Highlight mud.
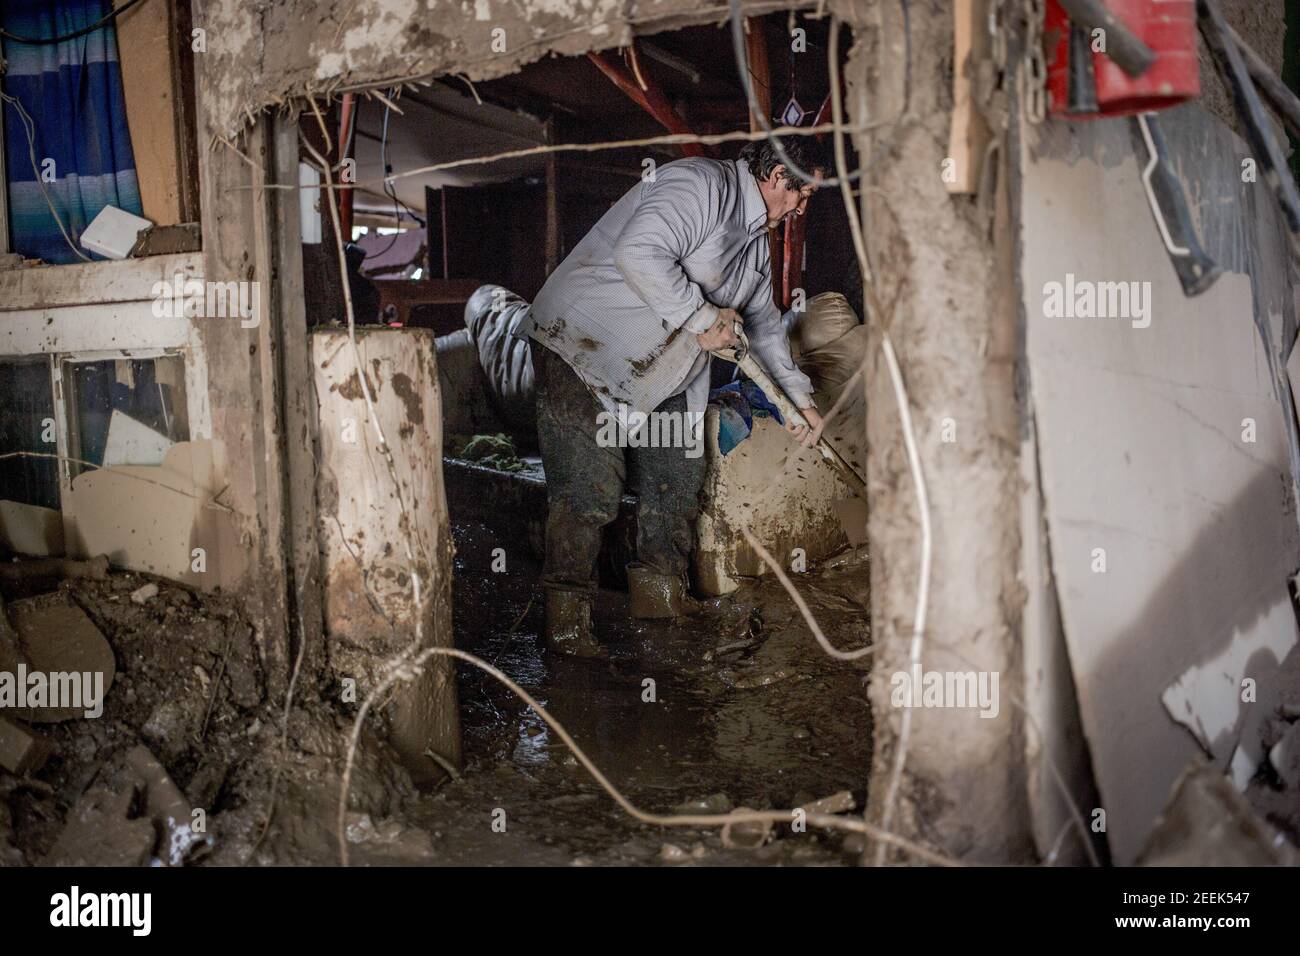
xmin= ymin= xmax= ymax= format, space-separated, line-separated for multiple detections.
xmin=3 ymin=516 xmax=872 ymax=866
xmin=625 ymin=565 xmax=685 ymax=619
xmin=434 ymin=518 xmax=874 ymax=865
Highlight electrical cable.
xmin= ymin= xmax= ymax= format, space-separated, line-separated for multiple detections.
xmin=366 ymin=98 xmax=425 ymax=259
xmin=727 ymin=0 xmax=912 ymax=190
xmin=0 ymin=0 xmax=146 ymax=46
xmin=728 ymin=0 xmax=857 ymax=187
xmin=378 ymin=97 xmax=425 ymax=229
xmin=368 ymin=101 xmax=406 ymax=257
xmin=0 ymin=89 xmax=91 ymax=261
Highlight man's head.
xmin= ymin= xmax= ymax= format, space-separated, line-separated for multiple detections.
xmin=739 ymin=137 xmax=828 ymax=229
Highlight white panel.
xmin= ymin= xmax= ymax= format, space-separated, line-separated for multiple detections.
xmin=1019 ymin=106 xmax=1300 ymax=864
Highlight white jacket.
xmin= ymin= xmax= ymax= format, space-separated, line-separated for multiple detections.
xmin=527 ymin=157 xmax=814 ymax=417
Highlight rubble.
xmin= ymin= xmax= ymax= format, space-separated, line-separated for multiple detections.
xmin=125 ymin=745 xmax=212 ymax=866
xmin=721 ymin=808 xmax=773 ymax=850
xmin=0 ymin=555 xmax=109 ymax=583
xmin=42 ymin=785 xmax=155 ymax=867
xmin=798 ymin=790 xmax=857 ymax=816
xmin=129 ymin=583 xmax=160 ymax=605
xmin=0 ymin=717 xmax=51 ymax=775
xmin=1137 ymin=761 xmax=1298 ymax=866
xmin=1 ymin=591 xmax=115 ymax=722
xmin=1269 ymin=721 xmax=1300 ymax=790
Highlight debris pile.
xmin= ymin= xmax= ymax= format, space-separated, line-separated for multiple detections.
xmin=0 ymin=558 xmax=268 ymax=865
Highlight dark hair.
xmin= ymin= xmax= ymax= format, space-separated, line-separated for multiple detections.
xmin=738 ymin=137 xmax=828 ymax=190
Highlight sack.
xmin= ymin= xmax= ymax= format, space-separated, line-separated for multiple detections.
xmin=791 ymin=295 xmax=867 ymax=475
xmin=786 ymin=292 xmax=860 ymax=359
xmin=463 ymin=284 xmax=537 ymax=432
xmin=800 ymin=324 xmax=869 ymax=407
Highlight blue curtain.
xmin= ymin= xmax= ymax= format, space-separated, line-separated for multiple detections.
xmin=1 ymin=0 xmax=142 ymax=263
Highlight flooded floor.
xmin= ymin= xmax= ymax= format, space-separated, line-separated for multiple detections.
xmin=396 ymin=518 xmax=874 ymax=866
xmin=2 ymin=517 xmax=872 ymax=868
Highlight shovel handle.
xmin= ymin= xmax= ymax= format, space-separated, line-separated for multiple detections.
xmin=711 ymin=339 xmax=868 ymax=500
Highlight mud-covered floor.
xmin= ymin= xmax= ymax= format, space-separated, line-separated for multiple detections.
xmin=2 ymin=519 xmax=873 ymax=867
xmin=408 ymin=518 xmax=873 ymax=866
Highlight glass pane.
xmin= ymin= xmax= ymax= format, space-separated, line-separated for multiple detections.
xmin=65 ymin=356 xmax=190 ymax=476
xmin=0 ymin=359 xmax=58 ymax=510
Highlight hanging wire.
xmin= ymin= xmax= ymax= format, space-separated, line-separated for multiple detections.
xmin=0 ymin=0 xmax=146 ymax=45
xmin=0 ymin=89 xmax=91 ymax=261
xmin=728 ymin=0 xmax=855 ymax=186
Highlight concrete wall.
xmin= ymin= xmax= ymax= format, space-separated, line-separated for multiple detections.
xmin=195 ymin=0 xmax=809 ymax=140
xmin=853 ymin=1 xmax=1034 ymax=861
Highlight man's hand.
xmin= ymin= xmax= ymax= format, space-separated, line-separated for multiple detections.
xmin=696 ymin=308 xmax=742 ymax=352
xmin=785 ymin=406 xmax=824 ymax=448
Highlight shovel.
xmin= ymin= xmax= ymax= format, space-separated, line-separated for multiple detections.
xmin=710 ymin=322 xmax=868 ymax=500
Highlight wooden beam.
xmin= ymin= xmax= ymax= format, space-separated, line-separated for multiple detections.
xmin=0 ymin=253 xmax=201 ymax=313
xmin=745 ymin=16 xmax=774 ymax=129
xmin=544 ymin=118 xmax=561 ymax=275
xmin=945 ymin=0 xmax=992 ymax=195
xmin=338 ymin=93 xmax=357 ymax=240
xmin=745 ymin=17 xmax=781 ymax=305
xmin=196 ymin=108 xmax=293 ymax=695
xmin=269 ymin=110 xmax=326 ymax=684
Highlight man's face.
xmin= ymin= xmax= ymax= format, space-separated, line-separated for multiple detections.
xmin=759 ymin=164 xmax=821 ymax=229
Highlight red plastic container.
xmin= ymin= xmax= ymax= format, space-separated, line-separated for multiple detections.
xmin=1045 ymin=0 xmax=1199 ymax=118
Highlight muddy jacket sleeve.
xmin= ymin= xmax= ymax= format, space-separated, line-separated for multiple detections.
xmin=739 ymin=257 xmax=816 ymax=410
xmin=611 ymin=166 xmax=721 ymax=336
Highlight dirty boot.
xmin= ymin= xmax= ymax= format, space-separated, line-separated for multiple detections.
xmin=626 ymin=563 xmax=694 ymax=619
xmin=544 ymin=589 xmax=607 ymax=658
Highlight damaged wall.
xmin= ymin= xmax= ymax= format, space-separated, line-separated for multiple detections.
xmin=853 ymin=1 xmax=1034 ymax=861
xmin=1014 ymin=1 xmax=1300 ymax=868
xmin=1018 ymin=100 xmax=1300 ymax=864
xmin=195 ymin=0 xmax=809 ymax=140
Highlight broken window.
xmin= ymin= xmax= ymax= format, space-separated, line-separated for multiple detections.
xmin=0 ymin=358 xmax=57 ymax=509
xmin=63 ymin=355 xmax=189 ymax=478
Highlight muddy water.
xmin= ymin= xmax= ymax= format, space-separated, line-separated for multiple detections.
xmin=416 ymin=518 xmax=874 ymax=865
xmin=1 ymin=517 xmax=872 ymax=867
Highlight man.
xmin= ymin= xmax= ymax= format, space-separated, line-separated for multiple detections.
xmin=526 ymin=137 xmax=828 ymax=657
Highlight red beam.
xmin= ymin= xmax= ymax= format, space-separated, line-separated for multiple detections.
xmin=811 ymin=91 xmax=832 ymax=133
xmin=338 ymin=93 xmax=357 ymax=240
xmin=587 ymin=49 xmax=706 ymax=157
xmin=781 ymin=93 xmax=832 ymax=308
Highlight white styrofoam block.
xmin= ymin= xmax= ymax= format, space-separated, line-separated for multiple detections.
xmin=79 ymin=204 xmax=152 ymax=259
xmin=300 ymin=162 xmax=322 ymax=244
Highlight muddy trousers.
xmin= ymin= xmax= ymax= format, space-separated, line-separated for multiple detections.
xmin=533 ymin=343 xmax=707 ymax=599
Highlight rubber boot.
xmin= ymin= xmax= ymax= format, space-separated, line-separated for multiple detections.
xmin=626 ymin=563 xmax=693 ymax=619
xmin=544 ymin=589 xmax=607 ymax=658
